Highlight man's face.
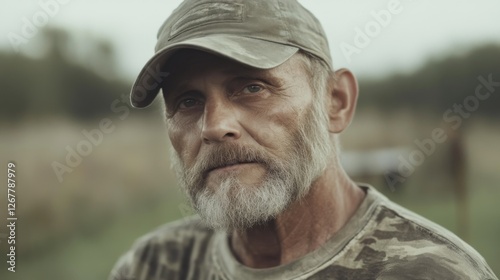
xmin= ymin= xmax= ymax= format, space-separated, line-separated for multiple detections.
xmin=164 ymin=50 xmax=332 ymax=231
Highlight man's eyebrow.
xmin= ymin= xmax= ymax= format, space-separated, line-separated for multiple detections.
xmin=164 ymin=85 xmax=191 ymax=104
xmin=163 ymin=65 xmax=285 ymax=96
xmin=222 ymin=68 xmax=286 ymax=85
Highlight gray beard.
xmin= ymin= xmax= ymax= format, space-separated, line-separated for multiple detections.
xmin=170 ymin=101 xmax=332 ymax=231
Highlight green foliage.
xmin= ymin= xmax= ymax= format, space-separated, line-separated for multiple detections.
xmin=0 ymin=28 xmax=134 ymax=123
xmin=358 ymin=44 xmax=500 ymax=118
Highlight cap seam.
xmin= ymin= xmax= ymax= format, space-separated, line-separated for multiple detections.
xmin=276 ymin=0 xmax=292 ymax=40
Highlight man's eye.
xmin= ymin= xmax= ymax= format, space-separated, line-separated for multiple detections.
xmin=178 ymin=98 xmax=201 ymax=109
xmin=242 ymin=85 xmax=263 ymax=94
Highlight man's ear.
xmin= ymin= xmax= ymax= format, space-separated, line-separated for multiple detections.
xmin=326 ymin=68 xmax=358 ymax=133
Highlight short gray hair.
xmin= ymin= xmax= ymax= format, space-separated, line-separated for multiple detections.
xmin=297 ymin=51 xmax=335 ymax=97
xmin=298 ymin=51 xmax=342 ymax=155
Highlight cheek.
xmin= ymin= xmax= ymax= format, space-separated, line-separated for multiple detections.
xmin=249 ymin=106 xmax=303 ymax=151
xmin=167 ymin=123 xmax=202 ymax=167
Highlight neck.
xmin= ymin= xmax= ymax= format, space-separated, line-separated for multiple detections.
xmin=229 ymin=164 xmax=365 ymax=268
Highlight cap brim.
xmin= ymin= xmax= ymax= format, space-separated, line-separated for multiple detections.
xmin=130 ymin=35 xmax=299 ymax=108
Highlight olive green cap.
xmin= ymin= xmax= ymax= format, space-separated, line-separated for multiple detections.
xmin=131 ymin=0 xmax=332 ymax=108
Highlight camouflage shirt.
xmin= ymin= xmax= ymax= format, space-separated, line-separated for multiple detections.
xmin=109 ymin=185 xmax=497 ymax=280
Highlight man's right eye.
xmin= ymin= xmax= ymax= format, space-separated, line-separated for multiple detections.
xmin=178 ymin=98 xmax=202 ymax=109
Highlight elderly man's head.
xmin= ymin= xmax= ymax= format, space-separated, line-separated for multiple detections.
xmin=163 ymin=49 xmax=353 ymax=231
xmin=129 ymin=0 xmax=359 ymax=231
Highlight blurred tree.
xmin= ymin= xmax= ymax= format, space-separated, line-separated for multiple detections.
xmin=358 ymin=44 xmax=500 ymax=119
xmin=0 ymin=27 xmax=133 ymax=123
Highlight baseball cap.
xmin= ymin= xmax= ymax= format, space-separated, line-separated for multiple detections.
xmin=131 ymin=0 xmax=332 ymax=108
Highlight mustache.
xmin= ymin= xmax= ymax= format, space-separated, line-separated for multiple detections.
xmin=190 ymin=143 xmax=276 ymax=178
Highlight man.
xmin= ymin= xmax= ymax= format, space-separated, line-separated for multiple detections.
xmin=110 ymin=0 xmax=497 ymax=279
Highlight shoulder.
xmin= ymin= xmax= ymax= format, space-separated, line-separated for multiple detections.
xmin=108 ymin=215 xmax=214 ymax=280
xmin=362 ymin=188 xmax=497 ymax=279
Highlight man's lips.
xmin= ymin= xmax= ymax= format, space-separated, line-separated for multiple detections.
xmin=206 ymin=161 xmax=258 ymax=173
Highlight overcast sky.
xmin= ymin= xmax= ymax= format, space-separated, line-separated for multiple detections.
xmin=1 ymin=0 xmax=499 ymax=80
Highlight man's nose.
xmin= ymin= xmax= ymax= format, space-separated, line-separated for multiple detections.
xmin=201 ymin=100 xmax=242 ymax=144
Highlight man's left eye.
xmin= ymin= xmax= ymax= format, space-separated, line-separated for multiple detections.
xmin=242 ymin=85 xmax=263 ymax=94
